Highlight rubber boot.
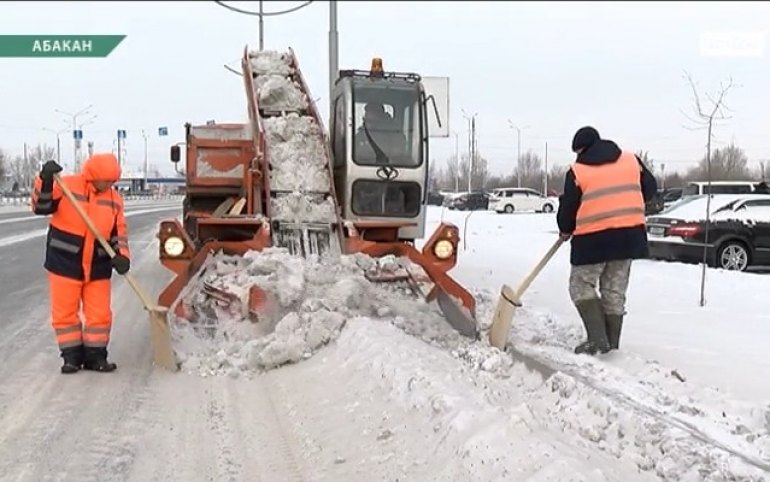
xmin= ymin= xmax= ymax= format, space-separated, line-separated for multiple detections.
xmin=573 ymin=298 xmax=611 ymax=355
xmin=60 ymin=345 xmax=84 ymax=374
xmin=82 ymin=347 xmax=117 ymax=373
xmin=605 ymin=314 xmax=623 ymax=350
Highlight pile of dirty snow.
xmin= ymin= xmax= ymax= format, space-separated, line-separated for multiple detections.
xmin=263 ymin=114 xmax=330 ymax=192
xmin=255 ymin=75 xmax=308 ymax=112
xmin=269 ymin=192 xmax=337 ymax=223
xmin=248 ymin=49 xmax=292 ymax=76
xmin=170 ymin=249 xmax=462 ymax=377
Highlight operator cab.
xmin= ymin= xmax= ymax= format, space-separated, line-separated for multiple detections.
xmin=330 ymin=58 xmax=438 ymax=242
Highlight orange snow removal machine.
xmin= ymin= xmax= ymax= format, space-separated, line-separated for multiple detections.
xmin=156 ymin=48 xmax=478 ymax=341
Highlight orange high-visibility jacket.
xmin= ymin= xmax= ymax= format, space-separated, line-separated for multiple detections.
xmin=31 ymin=154 xmax=130 ymax=282
xmin=572 ymin=151 xmax=646 ymax=236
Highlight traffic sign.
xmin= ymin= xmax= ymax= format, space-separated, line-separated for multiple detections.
xmin=117 ymin=129 xmax=126 ymax=139
xmin=73 ymin=129 xmax=82 ymax=140
xmin=158 ymin=126 xmax=168 ymax=136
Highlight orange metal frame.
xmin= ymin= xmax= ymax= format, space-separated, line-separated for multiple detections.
xmin=156 ymin=46 xmax=476 ymax=324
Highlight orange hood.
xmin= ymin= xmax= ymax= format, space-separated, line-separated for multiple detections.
xmin=81 ymin=153 xmax=121 ymax=182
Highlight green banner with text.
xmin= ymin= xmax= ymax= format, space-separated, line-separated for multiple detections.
xmin=0 ymin=35 xmax=125 ymax=57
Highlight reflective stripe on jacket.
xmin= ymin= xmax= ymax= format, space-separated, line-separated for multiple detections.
xmin=572 ymin=151 xmax=646 ymax=236
xmin=31 ymin=174 xmax=130 ymax=282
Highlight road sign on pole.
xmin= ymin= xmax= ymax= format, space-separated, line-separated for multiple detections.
xmin=73 ymin=129 xmax=83 ymax=140
xmin=158 ymin=126 xmax=168 ymax=136
xmin=117 ymin=129 xmax=126 ymax=139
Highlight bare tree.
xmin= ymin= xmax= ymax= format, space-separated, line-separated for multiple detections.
xmin=515 ymin=149 xmax=543 ymax=190
xmin=681 ymin=70 xmax=737 ymax=307
xmin=0 ymin=148 xmax=8 ymax=183
xmin=689 ymin=143 xmax=751 ymax=181
xmin=546 ymin=164 xmax=570 ymax=195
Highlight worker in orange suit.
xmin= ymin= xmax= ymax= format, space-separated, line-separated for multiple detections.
xmin=31 ymin=154 xmax=131 ymax=374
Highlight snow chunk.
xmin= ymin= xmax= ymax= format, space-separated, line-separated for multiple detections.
xmin=263 ymin=114 xmax=329 ymax=192
xmin=248 ymin=50 xmax=292 ymax=76
xmin=270 ymin=192 xmax=337 ymax=223
xmin=255 ymin=75 xmax=308 ymax=112
xmin=170 ymin=248 xmax=460 ymax=377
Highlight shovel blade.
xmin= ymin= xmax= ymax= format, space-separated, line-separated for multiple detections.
xmin=148 ymin=306 xmax=179 ymax=372
xmin=435 ymin=287 xmax=479 ymax=339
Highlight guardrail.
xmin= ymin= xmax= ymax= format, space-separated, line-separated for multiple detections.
xmin=0 ymin=193 xmax=185 ymax=206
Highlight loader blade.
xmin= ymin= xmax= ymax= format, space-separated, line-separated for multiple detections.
xmin=435 ymin=286 xmax=479 ymax=339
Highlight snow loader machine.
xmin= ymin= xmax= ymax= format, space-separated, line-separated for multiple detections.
xmin=156 ymin=48 xmax=478 ymax=339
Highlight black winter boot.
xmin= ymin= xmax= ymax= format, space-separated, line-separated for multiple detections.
xmin=605 ymin=314 xmax=623 ymax=350
xmin=82 ymin=347 xmax=117 ymax=372
xmin=60 ymin=345 xmax=84 ymax=374
xmin=573 ymin=298 xmax=611 ymax=355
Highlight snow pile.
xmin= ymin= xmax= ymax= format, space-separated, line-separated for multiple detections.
xmin=170 ymin=249 xmax=459 ymax=377
xmin=270 ymin=192 xmax=337 ymax=223
xmin=263 ymin=114 xmax=329 ymax=192
xmin=248 ymin=49 xmax=292 ymax=76
xmin=255 ymin=75 xmax=308 ymax=112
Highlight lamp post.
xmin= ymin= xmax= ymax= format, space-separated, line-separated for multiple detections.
xmin=42 ymin=127 xmax=68 ymax=164
xmin=461 ymin=110 xmax=477 ymax=192
xmin=55 ymin=104 xmax=93 ymax=171
xmin=507 ymin=120 xmax=530 ymax=188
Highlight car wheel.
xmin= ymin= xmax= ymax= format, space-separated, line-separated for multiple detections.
xmin=717 ymin=241 xmax=750 ymax=271
xmin=504 ymin=204 xmax=514 ymax=214
xmin=542 ymin=203 xmax=554 ymax=213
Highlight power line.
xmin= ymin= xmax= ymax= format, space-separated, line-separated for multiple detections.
xmin=213 ymin=0 xmax=314 ymax=17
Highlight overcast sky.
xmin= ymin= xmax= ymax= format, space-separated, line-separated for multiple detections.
xmin=0 ymin=1 xmax=768 ymax=177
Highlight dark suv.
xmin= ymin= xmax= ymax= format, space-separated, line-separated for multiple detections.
xmin=449 ymin=191 xmax=489 ymax=211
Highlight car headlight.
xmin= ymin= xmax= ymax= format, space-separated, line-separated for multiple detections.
xmin=163 ymin=236 xmax=185 ymax=256
xmin=433 ymin=239 xmax=454 ymax=260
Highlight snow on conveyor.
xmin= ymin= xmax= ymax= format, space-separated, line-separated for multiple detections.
xmin=248 ymin=50 xmax=337 ymax=225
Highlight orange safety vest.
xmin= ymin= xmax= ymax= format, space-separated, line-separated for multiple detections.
xmin=31 ymin=174 xmax=130 ymax=282
xmin=572 ymin=151 xmax=646 ymax=236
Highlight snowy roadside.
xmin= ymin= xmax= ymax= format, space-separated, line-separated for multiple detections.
xmin=426 ymin=206 xmax=770 ymax=478
xmin=166 ymin=242 xmax=770 ymax=480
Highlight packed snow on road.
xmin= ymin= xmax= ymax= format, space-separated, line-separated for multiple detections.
xmin=1 ymin=204 xmax=769 ymax=481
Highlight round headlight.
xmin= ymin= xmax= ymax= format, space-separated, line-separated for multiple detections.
xmin=163 ymin=236 xmax=185 ymax=256
xmin=433 ymin=239 xmax=454 ymax=260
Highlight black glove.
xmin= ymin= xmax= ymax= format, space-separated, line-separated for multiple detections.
xmin=40 ymin=160 xmax=63 ymax=182
xmin=111 ymin=254 xmax=130 ymax=275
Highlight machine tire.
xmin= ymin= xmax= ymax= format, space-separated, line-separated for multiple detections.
xmin=716 ymin=240 xmax=751 ymax=272
xmin=504 ymin=204 xmax=514 ymax=214
xmin=542 ymin=203 xmax=554 ymax=213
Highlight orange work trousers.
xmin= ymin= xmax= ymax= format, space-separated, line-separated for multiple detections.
xmin=48 ymin=273 xmax=112 ymax=350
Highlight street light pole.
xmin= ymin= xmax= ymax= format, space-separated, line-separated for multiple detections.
xmin=55 ymin=104 xmax=93 ymax=171
xmin=329 ymin=0 xmax=339 ymax=121
xmin=258 ymin=0 xmax=264 ymax=50
xmin=461 ymin=109 xmax=477 ymax=192
xmin=507 ymin=120 xmax=530 ymax=188
xmin=142 ymin=129 xmax=148 ymax=189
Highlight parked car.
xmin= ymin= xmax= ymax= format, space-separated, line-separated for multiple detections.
xmin=647 ymin=194 xmax=770 ymax=271
xmin=448 ymin=191 xmax=489 ymax=210
xmin=646 ymin=191 xmax=665 ymax=215
xmin=426 ymin=191 xmax=444 ymax=206
xmin=488 ymin=187 xmax=557 ymax=214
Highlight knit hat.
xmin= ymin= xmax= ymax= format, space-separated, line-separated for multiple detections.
xmin=571 ymin=126 xmax=600 ymax=152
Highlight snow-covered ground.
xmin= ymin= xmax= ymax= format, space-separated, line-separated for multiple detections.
xmin=1 ymin=205 xmax=769 ymax=480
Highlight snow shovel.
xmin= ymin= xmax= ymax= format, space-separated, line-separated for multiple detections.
xmin=53 ymin=174 xmax=179 ymax=372
xmin=488 ymin=237 xmax=566 ymax=350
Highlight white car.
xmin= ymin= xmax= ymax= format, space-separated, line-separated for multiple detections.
xmin=488 ymin=187 xmax=557 ymax=214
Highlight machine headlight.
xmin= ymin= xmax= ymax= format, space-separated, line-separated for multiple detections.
xmin=433 ymin=239 xmax=454 ymax=260
xmin=163 ymin=236 xmax=185 ymax=257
